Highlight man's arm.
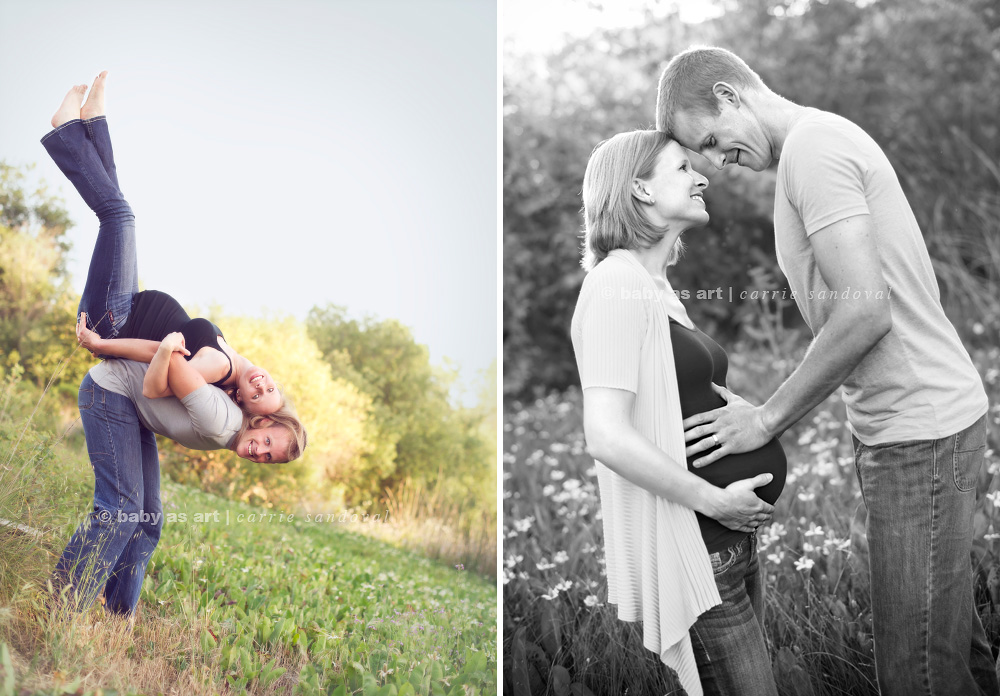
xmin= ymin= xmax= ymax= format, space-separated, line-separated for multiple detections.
xmin=685 ymin=214 xmax=892 ymax=466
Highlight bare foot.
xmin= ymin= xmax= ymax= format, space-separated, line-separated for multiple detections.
xmin=51 ymin=85 xmax=87 ymax=128
xmin=81 ymin=71 xmax=109 ymax=121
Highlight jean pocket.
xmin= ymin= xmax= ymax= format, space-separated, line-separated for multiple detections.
xmin=78 ymin=387 xmax=95 ymax=411
xmin=710 ymin=545 xmax=740 ymax=576
xmin=953 ymin=420 xmax=987 ymax=492
xmin=955 ymin=417 xmax=987 ymax=453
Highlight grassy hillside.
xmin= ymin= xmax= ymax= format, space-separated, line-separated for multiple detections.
xmin=0 ymin=428 xmax=497 ymax=695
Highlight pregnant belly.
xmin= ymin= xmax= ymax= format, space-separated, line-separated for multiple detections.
xmin=687 ymin=438 xmax=787 ymax=505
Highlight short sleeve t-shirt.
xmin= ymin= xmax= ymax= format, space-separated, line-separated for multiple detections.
xmin=774 ymin=109 xmax=987 ymax=444
xmin=89 ymin=359 xmax=242 ymax=450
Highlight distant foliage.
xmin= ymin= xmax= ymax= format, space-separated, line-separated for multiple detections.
xmin=503 ymin=0 xmax=1000 ymax=399
xmin=307 ymin=305 xmax=496 ymax=511
xmin=0 ymin=163 xmax=91 ymax=396
xmin=0 ymin=163 xmax=495 ymax=527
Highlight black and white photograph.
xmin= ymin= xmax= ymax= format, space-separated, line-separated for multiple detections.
xmin=503 ymin=1 xmax=1000 ymax=694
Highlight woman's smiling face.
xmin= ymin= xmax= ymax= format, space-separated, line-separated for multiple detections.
xmin=238 ymin=366 xmax=281 ymax=415
xmin=637 ymin=139 xmax=710 ymax=229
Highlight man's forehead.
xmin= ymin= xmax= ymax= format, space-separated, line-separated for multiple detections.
xmin=266 ymin=425 xmax=291 ymax=445
xmin=669 ymin=110 xmax=708 ymax=148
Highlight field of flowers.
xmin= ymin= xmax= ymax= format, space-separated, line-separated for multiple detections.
xmin=502 ymin=342 xmax=1000 ymax=695
xmin=2 ymin=478 xmax=497 ymax=695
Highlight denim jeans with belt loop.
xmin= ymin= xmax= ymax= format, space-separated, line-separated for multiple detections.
xmin=854 ymin=413 xmax=998 ymax=695
xmin=688 ymin=532 xmax=778 ymax=696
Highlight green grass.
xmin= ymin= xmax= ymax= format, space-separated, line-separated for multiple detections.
xmin=0 ymin=411 xmax=497 ymax=695
xmin=502 ymin=342 xmax=1000 ymax=695
xmin=146 ymin=481 xmax=497 ymax=694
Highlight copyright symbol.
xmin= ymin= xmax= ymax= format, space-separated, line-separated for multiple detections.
xmin=600 ymin=286 xmax=615 ymax=299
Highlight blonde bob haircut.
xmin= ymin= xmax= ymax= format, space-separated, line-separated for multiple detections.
xmin=581 ymin=129 xmax=684 ymax=272
xmin=656 ymin=45 xmax=766 ymax=134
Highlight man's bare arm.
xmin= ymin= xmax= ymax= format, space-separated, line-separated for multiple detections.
xmin=685 ymin=214 xmax=892 ymax=466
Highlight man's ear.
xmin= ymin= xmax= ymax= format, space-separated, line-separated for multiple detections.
xmin=631 ymin=178 xmax=653 ymax=204
xmin=712 ymin=81 xmax=742 ymax=109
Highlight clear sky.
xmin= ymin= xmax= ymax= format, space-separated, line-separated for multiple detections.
xmin=503 ymin=0 xmax=720 ymax=52
xmin=0 ymin=0 xmax=497 ymax=402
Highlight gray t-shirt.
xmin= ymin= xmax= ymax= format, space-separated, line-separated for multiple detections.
xmin=89 ymin=359 xmax=242 ymax=450
xmin=774 ymin=108 xmax=987 ymax=445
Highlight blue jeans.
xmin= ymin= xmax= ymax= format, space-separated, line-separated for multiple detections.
xmin=41 ymin=116 xmax=136 ymax=339
xmin=689 ymin=533 xmax=777 ymax=696
xmin=52 ymin=374 xmax=162 ymax=615
xmin=854 ymin=413 xmax=998 ymax=696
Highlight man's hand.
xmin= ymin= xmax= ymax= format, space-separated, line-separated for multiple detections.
xmin=158 ymin=332 xmax=191 ymax=357
xmin=76 ymin=312 xmax=104 ymax=357
xmin=683 ymin=384 xmax=772 ymax=468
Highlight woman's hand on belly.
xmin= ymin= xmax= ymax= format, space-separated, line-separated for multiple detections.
xmin=701 ymin=473 xmax=775 ymax=533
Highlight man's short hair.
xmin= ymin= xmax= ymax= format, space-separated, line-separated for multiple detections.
xmin=656 ymin=46 xmax=766 ymax=134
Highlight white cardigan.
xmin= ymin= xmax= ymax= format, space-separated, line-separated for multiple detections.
xmin=570 ymin=249 xmax=721 ymax=695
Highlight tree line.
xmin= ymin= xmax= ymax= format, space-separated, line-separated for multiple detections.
xmin=0 ymin=161 xmax=496 ymax=518
xmin=504 ymin=0 xmax=1000 ymax=399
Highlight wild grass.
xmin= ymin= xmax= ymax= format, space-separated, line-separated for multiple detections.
xmin=350 ymin=478 xmax=498 ymax=579
xmin=3 ymin=476 xmax=498 ymax=695
xmin=0 ymin=363 xmax=498 ymax=694
xmin=502 ymin=305 xmax=1000 ymax=695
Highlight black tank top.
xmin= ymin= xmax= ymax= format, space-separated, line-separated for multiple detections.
xmin=670 ymin=319 xmax=787 ymax=553
xmin=117 ymin=290 xmax=234 ymax=388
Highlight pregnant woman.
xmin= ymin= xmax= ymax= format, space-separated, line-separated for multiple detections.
xmin=571 ymin=129 xmax=786 ymax=696
xmin=55 ymin=72 xmax=287 ymax=418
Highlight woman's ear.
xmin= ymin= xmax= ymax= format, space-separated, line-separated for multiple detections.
xmin=631 ymin=178 xmax=654 ymax=205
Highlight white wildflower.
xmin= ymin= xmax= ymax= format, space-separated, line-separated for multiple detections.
xmin=803 ymin=525 xmax=825 ymax=538
xmin=513 ymin=516 xmax=535 ymax=533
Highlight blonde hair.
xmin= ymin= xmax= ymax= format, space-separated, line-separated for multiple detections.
xmin=581 ymin=129 xmax=684 ymax=272
xmin=655 ymin=46 xmax=766 ymax=134
xmin=234 ymin=400 xmax=308 ymax=463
